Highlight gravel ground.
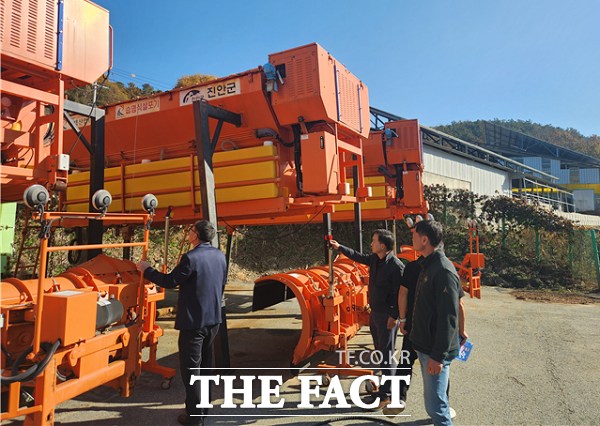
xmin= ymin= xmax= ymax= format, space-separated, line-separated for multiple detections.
xmin=4 ymin=285 xmax=600 ymax=426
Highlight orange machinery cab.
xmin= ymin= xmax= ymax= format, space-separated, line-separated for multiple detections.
xmin=63 ymin=43 xmax=370 ymax=224
xmin=365 ymin=119 xmax=425 ymax=211
xmin=1 ymin=0 xmax=110 ymax=202
xmin=268 ymin=44 xmax=369 ymax=140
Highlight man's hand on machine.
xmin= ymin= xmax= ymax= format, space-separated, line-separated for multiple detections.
xmin=329 ymin=240 xmax=340 ymax=250
xmin=136 ymin=260 xmax=150 ymax=274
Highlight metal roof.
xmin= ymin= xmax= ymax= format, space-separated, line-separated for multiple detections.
xmin=482 ymin=121 xmax=600 ymax=168
xmin=369 ymin=107 xmax=558 ymax=182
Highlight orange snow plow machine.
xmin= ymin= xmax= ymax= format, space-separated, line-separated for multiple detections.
xmin=1 ymin=187 xmax=174 ymax=425
xmin=62 ymin=43 xmax=371 ymax=225
xmin=1 ymin=0 xmax=111 ymax=202
xmin=255 ymin=217 xmax=483 ymax=368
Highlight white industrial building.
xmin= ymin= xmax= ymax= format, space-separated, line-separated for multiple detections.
xmin=370 ymin=108 xmax=600 ymax=227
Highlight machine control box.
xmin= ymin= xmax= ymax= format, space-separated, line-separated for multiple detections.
xmin=300 ymin=131 xmax=340 ymax=195
xmin=41 ymin=290 xmax=97 ymax=346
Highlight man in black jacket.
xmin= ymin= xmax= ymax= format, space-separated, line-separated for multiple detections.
xmin=330 ymin=229 xmax=404 ymax=410
xmin=137 ymin=220 xmax=226 ymax=426
xmin=409 ymin=220 xmax=460 ymax=426
xmin=396 ymin=252 xmax=467 ymax=419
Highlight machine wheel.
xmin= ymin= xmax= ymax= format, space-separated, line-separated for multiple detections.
xmin=161 ymin=378 xmax=172 ymax=390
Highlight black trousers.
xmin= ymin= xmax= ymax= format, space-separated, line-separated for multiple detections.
xmin=369 ymin=310 xmax=400 ymax=398
xmin=178 ymin=325 xmax=220 ymax=416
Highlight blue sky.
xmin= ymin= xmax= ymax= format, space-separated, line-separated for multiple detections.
xmin=94 ymin=0 xmax=599 ymax=137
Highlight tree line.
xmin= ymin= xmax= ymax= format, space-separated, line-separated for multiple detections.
xmin=435 ymin=119 xmax=600 ymax=160
xmin=65 ymin=73 xmax=216 ymax=107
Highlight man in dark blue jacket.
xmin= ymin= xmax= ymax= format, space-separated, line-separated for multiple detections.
xmin=330 ymin=229 xmax=404 ymax=411
xmin=137 ymin=220 xmax=226 ymax=426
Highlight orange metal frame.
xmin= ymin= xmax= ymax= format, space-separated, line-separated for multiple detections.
xmin=0 ymin=77 xmax=67 ymax=202
xmin=1 ymin=212 xmax=175 ymax=425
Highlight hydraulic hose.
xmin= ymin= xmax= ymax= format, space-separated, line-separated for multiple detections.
xmin=1 ymin=340 xmax=61 ymax=385
xmin=292 ymin=124 xmax=303 ymax=192
xmin=1 ymin=343 xmax=13 ymax=363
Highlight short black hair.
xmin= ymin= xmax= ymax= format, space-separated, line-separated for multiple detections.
xmin=193 ymin=220 xmax=216 ymax=243
xmin=373 ymin=229 xmax=394 ymax=251
xmin=414 ymin=220 xmax=443 ymax=248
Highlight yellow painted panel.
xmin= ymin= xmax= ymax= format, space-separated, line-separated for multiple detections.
xmin=335 ymin=199 xmax=388 ymax=211
xmin=68 ymin=171 xmax=91 ymax=183
xmin=347 ymin=176 xmax=386 ymax=185
xmin=369 ymin=186 xmax=386 ymax=197
xmin=67 ymin=202 xmax=89 ymax=212
xmin=212 ymin=183 xmax=279 ymax=203
xmin=124 ymin=171 xmax=190 ymax=193
xmin=345 ymin=176 xmax=386 ymax=197
xmin=211 ymin=161 xmax=277 ymax=185
xmin=66 ymin=185 xmax=89 ymax=201
xmin=67 ymin=180 xmax=122 ymax=202
xmin=67 ymin=183 xmax=280 ymax=213
xmin=67 ymin=146 xmax=278 ymax=204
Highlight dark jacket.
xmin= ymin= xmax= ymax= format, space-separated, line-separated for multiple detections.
xmin=399 ymin=257 xmax=423 ymax=333
xmin=401 ymin=256 xmax=464 ymax=333
xmin=337 ymin=245 xmax=404 ymax=319
xmin=143 ymin=242 xmax=227 ymax=330
xmin=410 ymin=249 xmax=460 ymax=363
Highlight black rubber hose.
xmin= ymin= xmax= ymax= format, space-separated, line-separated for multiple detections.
xmin=31 ymin=341 xmax=61 ymax=381
xmin=11 ymin=345 xmax=33 ymax=376
xmin=277 ymin=135 xmax=295 ymax=148
xmin=305 ymin=119 xmax=335 ymax=134
xmin=1 ymin=340 xmax=61 ymax=385
xmin=292 ymin=125 xmax=303 ymax=192
xmin=1 ymin=343 xmax=13 ymax=364
xmin=312 ymin=415 xmax=400 ymax=426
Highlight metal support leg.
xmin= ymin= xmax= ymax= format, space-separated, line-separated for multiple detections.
xmin=193 ymin=100 xmax=240 ymax=369
xmin=214 ymin=229 xmax=234 ymax=370
xmin=88 ymin=108 xmax=105 ymax=260
xmin=353 ymin=160 xmax=362 ymax=253
xmin=65 ymin=101 xmax=107 ymax=261
xmin=123 ymin=226 xmax=132 ymax=261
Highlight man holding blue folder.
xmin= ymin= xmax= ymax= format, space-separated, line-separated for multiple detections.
xmin=405 ymin=220 xmax=461 ymax=426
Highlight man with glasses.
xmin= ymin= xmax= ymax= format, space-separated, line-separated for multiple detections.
xmin=137 ymin=220 xmax=226 ymax=426
xmin=330 ymin=229 xmax=404 ymax=411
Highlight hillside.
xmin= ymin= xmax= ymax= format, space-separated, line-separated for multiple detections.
xmin=434 ymin=119 xmax=600 ymax=160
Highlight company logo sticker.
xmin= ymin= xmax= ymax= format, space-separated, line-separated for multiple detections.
xmin=179 ymin=79 xmax=241 ymax=106
xmin=115 ymin=98 xmax=160 ymax=120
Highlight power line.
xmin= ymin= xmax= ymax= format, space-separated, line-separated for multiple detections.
xmin=111 ymin=68 xmax=173 ymax=91
xmin=110 ymin=72 xmax=169 ymax=91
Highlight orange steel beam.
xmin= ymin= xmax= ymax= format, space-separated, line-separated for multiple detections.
xmin=0 ymin=79 xmax=60 ymax=105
